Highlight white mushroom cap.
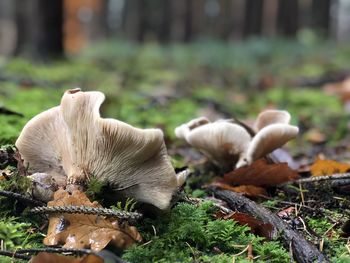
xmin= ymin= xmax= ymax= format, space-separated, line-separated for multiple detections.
xmin=254 ymin=110 xmax=291 ymax=131
xmin=174 ymin=117 xmax=210 ymax=139
xmin=238 ymin=110 xmax=299 ymax=168
xmin=175 ymin=118 xmax=252 ymax=170
xmin=16 ymin=88 xmax=182 ymax=210
xmin=176 ymin=110 xmax=299 ymax=170
xmin=244 ymin=123 xmax=299 ymax=166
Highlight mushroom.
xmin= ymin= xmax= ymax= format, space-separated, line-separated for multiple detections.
xmin=16 ymin=88 xmax=185 ymax=210
xmin=175 ymin=110 xmax=299 ymax=170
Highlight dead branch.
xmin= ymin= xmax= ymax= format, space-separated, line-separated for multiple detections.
xmin=0 ymin=190 xmax=45 ymax=206
xmin=208 ymin=187 xmax=330 ymax=263
xmin=282 ymin=173 xmax=350 ymax=185
xmin=30 ymin=205 xmax=143 ymax=221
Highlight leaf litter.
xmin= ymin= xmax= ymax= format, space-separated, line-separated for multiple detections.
xmin=44 ymin=189 xmax=142 ymax=251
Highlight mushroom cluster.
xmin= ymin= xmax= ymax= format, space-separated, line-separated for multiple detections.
xmin=16 ymin=88 xmax=185 ymax=210
xmin=175 ymin=110 xmax=299 ymax=170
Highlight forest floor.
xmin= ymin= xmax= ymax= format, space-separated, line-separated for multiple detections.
xmin=1 ymin=36 xmax=350 ymax=262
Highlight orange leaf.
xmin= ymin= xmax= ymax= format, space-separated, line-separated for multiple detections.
xmin=323 ymin=78 xmax=350 ymax=102
xmin=223 ymin=159 xmax=299 ymax=186
xmin=210 ymin=182 xmax=268 ymax=197
xmin=30 ymin=252 xmax=103 ymax=263
xmin=44 ymin=189 xmax=142 ymax=251
xmin=310 ymin=159 xmax=350 ymax=177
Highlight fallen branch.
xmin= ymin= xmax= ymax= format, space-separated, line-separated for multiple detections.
xmin=16 ymin=247 xmax=94 ymax=256
xmin=30 ymin=205 xmax=143 ymax=221
xmin=282 ymin=173 xmax=350 ymax=185
xmin=0 ymin=250 xmax=31 ymax=260
xmin=0 ymin=190 xmax=45 ymax=206
xmin=208 ymin=187 xmax=330 ymax=263
xmin=0 ymin=247 xmax=129 ymax=262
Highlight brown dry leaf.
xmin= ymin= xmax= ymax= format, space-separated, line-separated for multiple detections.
xmin=210 ymin=182 xmax=268 ymax=197
xmin=30 ymin=252 xmax=103 ymax=263
xmin=310 ymin=158 xmax=350 ymax=177
xmin=44 ymin=188 xmax=142 ymax=251
xmin=215 ymin=211 xmax=275 ymax=240
xmin=223 ymin=159 xmax=299 ymax=186
xmin=323 ymin=78 xmax=350 ymax=102
xmin=304 ymin=128 xmax=327 ymax=144
xmin=277 ymin=206 xmax=295 ymax=219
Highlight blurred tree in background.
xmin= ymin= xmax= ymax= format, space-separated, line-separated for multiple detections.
xmin=0 ymin=0 xmax=347 ymax=59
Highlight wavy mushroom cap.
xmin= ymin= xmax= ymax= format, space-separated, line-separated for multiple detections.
xmin=16 ymin=88 xmax=181 ymax=210
xmin=177 ymin=120 xmax=251 ymax=169
xmin=245 ymin=123 xmax=299 ymax=166
xmin=176 ymin=111 xmax=299 ymax=170
xmin=174 ymin=117 xmax=210 ymax=139
xmin=254 ymin=110 xmax=291 ymax=131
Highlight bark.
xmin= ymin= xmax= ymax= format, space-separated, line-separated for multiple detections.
xmin=311 ymin=0 xmax=331 ymax=36
xmin=208 ymin=188 xmax=330 ymax=263
xmin=277 ymin=0 xmax=299 ymax=36
xmin=15 ymin=0 xmax=63 ymax=59
xmin=244 ymin=0 xmax=263 ymax=36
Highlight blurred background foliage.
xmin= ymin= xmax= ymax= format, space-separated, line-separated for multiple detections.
xmin=0 ymin=1 xmax=349 ymax=148
xmin=0 ymin=36 xmax=349 ymax=149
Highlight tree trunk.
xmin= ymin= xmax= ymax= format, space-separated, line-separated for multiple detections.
xmin=262 ymin=0 xmax=278 ymax=36
xmin=244 ymin=0 xmax=263 ymax=36
xmin=311 ymin=0 xmax=331 ymax=36
xmin=15 ymin=0 xmax=63 ymax=59
xmin=277 ymin=0 xmax=299 ymax=36
xmin=184 ymin=0 xmax=193 ymax=42
xmin=0 ymin=0 xmax=17 ymax=56
xmin=37 ymin=0 xmax=63 ymax=58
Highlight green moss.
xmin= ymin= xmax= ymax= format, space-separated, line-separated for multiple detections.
xmin=122 ymin=202 xmax=289 ymax=262
xmin=0 ymin=88 xmax=63 ymax=143
xmin=307 ymin=217 xmax=349 ymax=262
xmin=0 ymin=217 xmax=44 ymax=263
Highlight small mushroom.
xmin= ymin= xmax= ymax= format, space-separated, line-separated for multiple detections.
xmin=175 ymin=110 xmax=299 ymax=170
xmin=16 ymin=88 xmax=184 ymax=210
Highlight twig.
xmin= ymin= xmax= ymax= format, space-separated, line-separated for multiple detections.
xmin=185 ymin=242 xmax=197 ymax=261
xmin=0 ymin=247 xmax=103 ymax=261
xmin=0 ymin=190 xmax=45 ymax=206
xmin=286 ymin=173 xmax=350 ymax=185
xmin=247 ymin=243 xmax=253 ymax=260
xmin=232 ymin=244 xmax=250 ymax=257
xmin=30 ymin=205 xmax=143 ymax=221
xmin=208 ymin=187 xmax=330 ymax=263
xmin=299 ymin=183 xmax=305 ymax=206
xmin=320 ymin=238 xmax=324 ymax=252
xmin=297 ymin=216 xmax=318 ymax=239
xmin=322 ymin=222 xmax=340 ymax=237
xmin=16 ymin=247 xmax=94 ymax=256
xmin=0 ymin=250 xmax=31 ymax=260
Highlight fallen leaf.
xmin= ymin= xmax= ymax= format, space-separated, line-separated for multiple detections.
xmin=277 ymin=207 xmax=295 ymax=219
xmin=209 ymin=182 xmax=268 ymax=197
xmin=224 ymin=159 xmax=299 ymax=186
xmin=310 ymin=158 xmax=350 ymax=177
xmin=30 ymin=252 xmax=103 ymax=263
xmin=323 ymin=77 xmax=350 ymax=102
xmin=44 ymin=189 xmax=142 ymax=251
xmin=215 ymin=211 xmax=275 ymax=240
xmin=304 ymin=128 xmax=327 ymax=144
